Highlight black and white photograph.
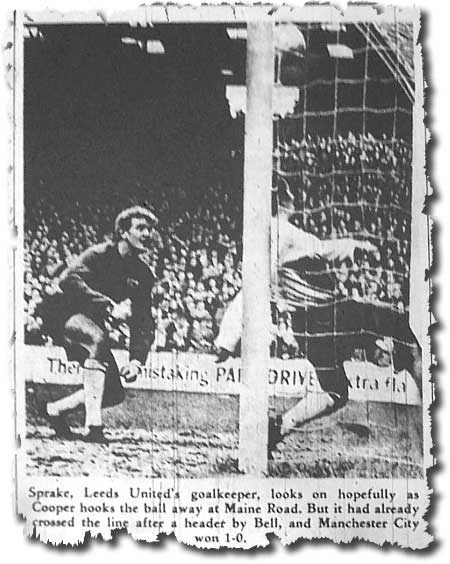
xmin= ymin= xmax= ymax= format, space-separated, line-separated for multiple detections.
xmin=23 ymin=17 xmax=247 ymax=478
xmin=11 ymin=2 xmax=432 ymax=549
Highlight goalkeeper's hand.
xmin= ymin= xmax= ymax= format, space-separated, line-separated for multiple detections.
xmin=120 ymin=359 xmax=142 ymax=383
xmin=109 ymin=298 xmax=132 ymax=322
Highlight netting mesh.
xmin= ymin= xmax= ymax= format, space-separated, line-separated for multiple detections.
xmin=272 ymin=20 xmax=415 ymax=376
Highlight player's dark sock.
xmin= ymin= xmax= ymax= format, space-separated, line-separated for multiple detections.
xmin=83 ymin=425 xmax=110 ymax=445
xmin=267 ymin=414 xmax=284 ymax=460
xmin=47 ymin=413 xmax=77 ymax=439
xmin=214 ymin=347 xmax=232 ymax=363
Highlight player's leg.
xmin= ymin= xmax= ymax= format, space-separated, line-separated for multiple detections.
xmin=279 ymin=363 xmax=347 ymax=434
xmin=269 ymin=363 xmax=349 ymax=456
xmin=71 ymin=315 xmax=116 ymax=442
xmin=100 ymin=349 xmax=125 ymax=409
xmin=46 ymin=314 xmax=115 ymax=442
xmin=82 ymin=358 xmax=107 ymax=430
xmin=268 ymin=391 xmax=337 ymax=459
xmin=214 ymin=290 xmax=243 ymax=361
xmin=38 ymin=294 xmax=82 ymax=437
xmin=280 ymin=391 xmax=336 ymax=435
xmin=410 ymin=341 xmax=422 ymax=393
xmin=44 ymin=387 xmax=85 ymax=439
xmin=74 ymin=318 xmax=124 ymax=441
xmin=46 ymin=390 xmax=85 ymax=418
xmin=44 ymin=338 xmax=89 ymax=438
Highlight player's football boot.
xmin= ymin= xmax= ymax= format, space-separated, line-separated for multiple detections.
xmin=49 ymin=415 xmax=77 ymax=439
xmin=82 ymin=425 xmax=110 ymax=445
xmin=40 ymin=403 xmax=78 ymax=440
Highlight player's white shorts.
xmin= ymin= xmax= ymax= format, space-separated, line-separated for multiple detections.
xmin=215 ymin=290 xmax=243 ymax=352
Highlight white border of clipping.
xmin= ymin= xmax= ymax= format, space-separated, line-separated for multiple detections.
xmin=1 ymin=0 xmax=448 ymax=561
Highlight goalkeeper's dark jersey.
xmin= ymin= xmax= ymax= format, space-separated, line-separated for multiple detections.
xmin=45 ymin=242 xmax=156 ymax=364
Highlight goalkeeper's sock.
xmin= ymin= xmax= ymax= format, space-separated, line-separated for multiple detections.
xmin=83 ymin=359 xmax=107 ymax=428
xmin=281 ymin=392 xmax=335 ymax=434
xmin=47 ymin=389 xmax=85 ymax=417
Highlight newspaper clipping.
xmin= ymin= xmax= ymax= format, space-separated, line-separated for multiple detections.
xmin=10 ymin=3 xmax=432 ymax=549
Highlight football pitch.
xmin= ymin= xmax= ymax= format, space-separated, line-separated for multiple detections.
xmin=25 ymin=384 xmax=423 ymax=479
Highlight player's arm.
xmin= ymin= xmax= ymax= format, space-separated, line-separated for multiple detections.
xmin=286 ymin=225 xmax=375 ymax=262
xmin=281 ymin=222 xmax=342 ymax=264
xmin=282 ymin=214 xmax=377 ymax=264
xmin=318 ymin=238 xmax=377 ymax=262
xmin=58 ymin=247 xmax=114 ymax=313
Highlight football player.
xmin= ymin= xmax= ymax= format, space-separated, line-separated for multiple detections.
xmin=42 ymin=206 xmax=158 ymax=443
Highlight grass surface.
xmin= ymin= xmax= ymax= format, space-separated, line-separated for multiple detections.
xmin=25 ymin=384 xmax=423 ymax=478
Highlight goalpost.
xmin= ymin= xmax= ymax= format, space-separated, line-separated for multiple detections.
xmin=239 ymin=22 xmax=274 ymax=475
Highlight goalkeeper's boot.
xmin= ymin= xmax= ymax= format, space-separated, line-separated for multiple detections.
xmin=41 ymin=403 xmax=77 ymax=440
xmin=49 ymin=415 xmax=77 ymax=440
xmin=82 ymin=425 xmax=110 ymax=445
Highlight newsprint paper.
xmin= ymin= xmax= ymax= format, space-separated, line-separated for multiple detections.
xmin=10 ymin=2 xmax=433 ymax=550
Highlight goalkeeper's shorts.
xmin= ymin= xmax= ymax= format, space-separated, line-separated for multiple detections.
xmin=40 ymin=294 xmax=124 ymax=409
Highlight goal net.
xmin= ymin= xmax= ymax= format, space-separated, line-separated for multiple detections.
xmin=272 ymin=20 xmax=417 ymax=385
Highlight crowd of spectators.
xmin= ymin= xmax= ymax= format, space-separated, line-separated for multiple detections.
xmin=24 ymin=181 xmax=243 ymax=351
xmin=24 ymin=131 xmax=412 ymax=357
xmin=277 ymin=132 xmax=411 ymax=313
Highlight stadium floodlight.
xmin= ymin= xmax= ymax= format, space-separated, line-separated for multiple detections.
xmin=321 ymin=23 xmax=347 ymax=32
xmin=121 ymin=36 xmax=139 ymax=45
xmin=327 ymin=43 xmax=354 ymax=59
xmin=227 ymin=24 xmax=306 ymax=57
xmin=121 ymin=37 xmax=165 ymax=54
xmin=145 ymin=40 xmax=165 ymax=54
xmin=226 ymin=27 xmax=247 ymax=40
xmin=274 ymin=24 xmax=306 ymax=56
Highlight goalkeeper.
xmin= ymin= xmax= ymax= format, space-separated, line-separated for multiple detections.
xmin=41 ymin=206 xmax=158 ymax=443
